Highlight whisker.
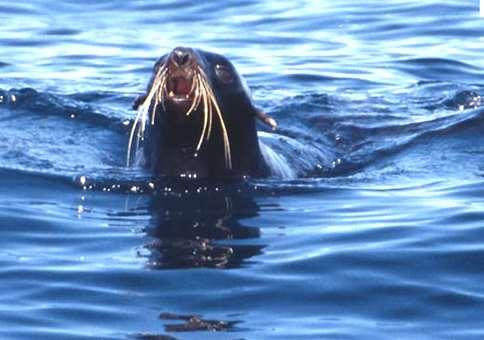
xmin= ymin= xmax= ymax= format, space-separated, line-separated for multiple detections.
xmin=210 ymin=94 xmax=231 ymax=167
xmin=126 ymin=110 xmax=142 ymax=166
xmin=158 ymin=72 xmax=168 ymax=116
xmin=185 ymin=77 xmax=201 ymax=117
xmin=127 ymin=64 xmax=167 ymax=166
xmin=195 ymin=75 xmax=209 ymax=152
xmin=197 ymin=69 xmax=232 ymax=169
xmin=207 ymin=92 xmax=213 ymax=141
xmin=202 ymin=77 xmax=213 ymax=141
xmin=198 ymin=76 xmax=212 ymax=142
xmin=151 ymin=70 xmax=167 ymax=125
xmin=211 ymin=96 xmax=232 ymax=169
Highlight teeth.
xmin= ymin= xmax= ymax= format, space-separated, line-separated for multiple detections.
xmin=169 ymin=91 xmax=174 ymax=97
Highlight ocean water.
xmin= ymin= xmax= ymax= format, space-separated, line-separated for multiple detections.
xmin=0 ymin=0 xmax=484 ymax=339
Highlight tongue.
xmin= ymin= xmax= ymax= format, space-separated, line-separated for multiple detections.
xmin=174 ymin=77 xmax=191 ymax=95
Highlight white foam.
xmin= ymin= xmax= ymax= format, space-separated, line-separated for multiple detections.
xmin=258 ymin=131 xmax=333 ymax=179
xmin=259 ymin=139 xmax=297 ymax=180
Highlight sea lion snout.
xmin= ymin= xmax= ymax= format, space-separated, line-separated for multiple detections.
xmin=171 ymin=47 xmax=194 ymax=68
xmin=164 ymin=47 xmax=198 ymax=107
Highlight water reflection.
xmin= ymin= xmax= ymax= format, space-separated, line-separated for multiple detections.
xmin=143 ymin=187 xmax=264 ymax=269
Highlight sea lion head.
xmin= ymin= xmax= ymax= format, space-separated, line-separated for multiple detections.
xmin=129 ymin=47 xmax=272 ymax=180
xmin=161 ymin=47 xmax=248 ymax=116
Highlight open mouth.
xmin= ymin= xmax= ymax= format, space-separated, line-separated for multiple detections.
xmin=166 ymin=75 xmax=194 ymax=103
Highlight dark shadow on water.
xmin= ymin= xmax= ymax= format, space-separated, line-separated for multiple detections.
xmin=134 ymin=312 xmax=242 ymax=339
xmin=143 ymin=184 xmax=265 ymax=270
xmin=132 ymin=185 xmax=262 ymax=337
xmin=159 ymin=312 xmax=240 ymax=332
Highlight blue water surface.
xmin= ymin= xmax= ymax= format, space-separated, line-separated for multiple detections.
xmin=0 ymin=0 xmax=484 ymax=339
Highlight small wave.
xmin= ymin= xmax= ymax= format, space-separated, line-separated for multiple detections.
xmin=0 ymin=38 xmax=51 ymax=47
xmin=42 ymin=28 xmax=81 ymax=36
xmin=0 ymin=87 xmax=133 ymax=184
xmin=0 ymin=3 xmax=39 ymax=15
xmin=395 ymin=58 xmax=484 ymax=82
xmin=0 ymin=87 xmax=130 ymax=132
xmin=267 ymin=87 xmax=484 ymax=182
xmin=0 ymin=167 xmax=74 ymax=188
xmin=400 ymin=58 xmax=479 ymax=70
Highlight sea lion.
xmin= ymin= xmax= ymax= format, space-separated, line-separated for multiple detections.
xmin=129 ymin=47 xmax=277 ymax=180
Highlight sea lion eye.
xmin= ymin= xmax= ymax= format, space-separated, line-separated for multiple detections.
xmin=215 ymin=64 xmax=233 ymax=83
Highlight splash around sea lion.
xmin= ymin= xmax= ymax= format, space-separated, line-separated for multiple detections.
xmin=129 ymin=47 xmax=277 ymax=180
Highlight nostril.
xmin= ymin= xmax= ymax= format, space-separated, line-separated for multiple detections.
xmin=180 ymin=54 xmax=189 ymax=65
xmin=173 ymin=49 xmax=190 ymax=66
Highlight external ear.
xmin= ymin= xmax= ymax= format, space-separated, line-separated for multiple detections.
xmin=132 ymin=94 xmax=147 ymax=110
xmin=255 ymin=108 xmax=277 ymax=130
